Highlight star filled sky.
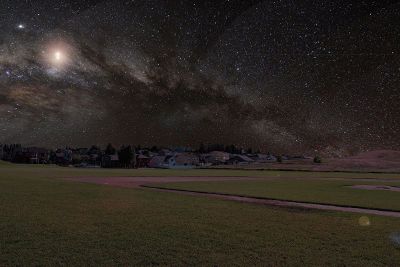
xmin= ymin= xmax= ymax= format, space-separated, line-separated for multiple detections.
xmin=0 ymin=0 xmax=399 ymax=155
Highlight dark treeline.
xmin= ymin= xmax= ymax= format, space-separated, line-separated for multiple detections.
xmin=197 ymin=143 xmax=261 ymax=154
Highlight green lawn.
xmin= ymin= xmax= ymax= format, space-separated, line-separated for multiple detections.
xmin=152 ymin=179 xmax=400 ymax=211
xmin=1 ymin=164 xmax=400 ymax=265
xmin=1 ymin=163 xmax=400 ymax=180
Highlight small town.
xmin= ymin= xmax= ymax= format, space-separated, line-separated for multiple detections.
xmin=0 ymin=143 xmax=309 ymax=169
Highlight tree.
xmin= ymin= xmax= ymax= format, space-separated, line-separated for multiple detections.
xmin=276 ymin=155 xmax=283 ymax=163
xmin=118 ymin=145 xmax=135 ymax=168
xmin=199 ymin=143 xmax=206 ymax=153
xmin=89 ymin=145 xmax=100 ymax=152
xmin=105 ymin=143 xmax=116 ymax=155
xmin=150 ymin=146 xmax=159 ymax=153
xmin=225 ymin=144 xmax=239 ymax=154
xmin=209 ymin=144 xmax=224 ymax=152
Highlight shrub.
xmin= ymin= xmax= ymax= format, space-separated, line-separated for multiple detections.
xmin=313 ymin=156 xmax=322 ymax=164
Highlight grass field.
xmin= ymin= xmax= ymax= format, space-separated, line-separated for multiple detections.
xmin=154 ymin=179 xmax=400 ymax=211
xmin=1 ymin=164 xmax=400 ymax=265
xmin=1 ymin=162 xmax=400 ymax=179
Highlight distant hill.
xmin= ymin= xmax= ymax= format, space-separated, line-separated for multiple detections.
xmin=347 ymin=150 xmax=400 ymax=162
xmin=326 ymin=150 xmax=400 ymax=172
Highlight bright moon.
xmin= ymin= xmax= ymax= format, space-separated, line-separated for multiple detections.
xmin=42 ymin=40 xmax=74 ymax=69
xmin=49 ymin=49 xmax=68 ymax=67
xmin=54 ymin=51 xmax=62 ymax=61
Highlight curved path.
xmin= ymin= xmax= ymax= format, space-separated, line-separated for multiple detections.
xmin=65 ymin=176 xmax=400 ymax=218
xmin=65 ymin=176 xmax=261 ymax=188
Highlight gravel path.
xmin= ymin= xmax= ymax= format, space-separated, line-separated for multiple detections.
xmin=350 ymin=185 xmax=400 ymax=192
xmin=64 ymin=176 xmax=262 ymax=188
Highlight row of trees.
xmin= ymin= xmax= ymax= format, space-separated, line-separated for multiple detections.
xmin=197 ymin=143 xmax=261 ymax=154
xmin=105 ymin=144 xmax=136 ymax=168
xmin=108 ymin=143 xmax=260 ymax=155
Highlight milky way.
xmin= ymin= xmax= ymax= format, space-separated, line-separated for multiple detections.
xmin=0 ymin=0 xmax=399 ymax=155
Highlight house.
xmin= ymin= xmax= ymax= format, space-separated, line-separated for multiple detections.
xmin=227 ymin=154 xmax=254 ymax=165
xmin=163 ymin=155 xmax=176 ymax=167
xmin=2 ymin=146 xmax=48 ymax=164
xmin=203 ymin=151 xmax=230 ymax=165
xmin=158 ymin=149 xmax=173 ymax=156
xmin=148 ymin=153 xmax=200 ymax=169
xmin=148 ymin=156 xmax=166 ymax=168
xmin=250 ymin=154 xmax=277 ymax=163
xmin=2 ymin=144 xmax=22 ymax=162
xmin=55 ymin=149 xmax=73 ymax=165
xmin=87 ymin=147 xmax=102 ymax=165
xmin=23 ymin=147 xmax=49 ymax=164
xmin=71 ymin=148 xmax=91 ymax=165
xmin=160 ymin=153 xmax=199 ymax=169
xmin=101 ymin=154 xmax=120 ymax=168
xmin=265 ymin=155 xmax=277 ymax=162
xmin=175 ymin=153 xmax=199 ymax=166
xmin=136 ymin=154 xmax=151 ymax=168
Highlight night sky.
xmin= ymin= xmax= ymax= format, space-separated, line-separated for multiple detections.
xmin=0 ymin=0 xmax=399 ymax=155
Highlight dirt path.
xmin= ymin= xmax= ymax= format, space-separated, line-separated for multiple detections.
xmin=64 ymin=176 xmax=400 ymax=218
xmin=64 ymin=176 xmax=400 ymax=187
xmin=64 ymin=176 xmax=262 ymax=188
xmin=142 ymin=185 xmax=400 ymax=218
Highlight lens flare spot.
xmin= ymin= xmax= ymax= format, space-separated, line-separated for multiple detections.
xmin=358 ymin=216 xmax=370 ymax=226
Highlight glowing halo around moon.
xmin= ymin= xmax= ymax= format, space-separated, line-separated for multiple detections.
xmin=42 ymin=40 xmax=74 ymax=70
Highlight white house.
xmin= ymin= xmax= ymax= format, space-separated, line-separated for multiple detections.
xmin=160 ymin=153 xmax=199 ymax=169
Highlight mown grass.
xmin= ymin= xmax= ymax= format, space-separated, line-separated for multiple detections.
xmin=154 ymin=179 xmax=400 ymax=211
xmin=1 ymin=164 xmax=400 ymax=265
xmin=1 ymin=163 xmax=399 ymax=180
